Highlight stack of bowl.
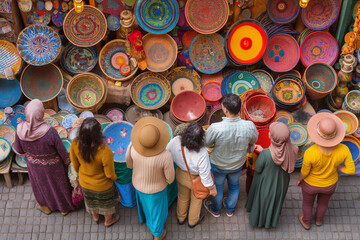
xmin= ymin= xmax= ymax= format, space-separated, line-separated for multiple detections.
xmin=170 ymin=91 xmax=207 ymax=126
xmin=244 ymin=94 xmax=277 ymax=127
xmin=66 ymin=73 xmax=108 ymax=112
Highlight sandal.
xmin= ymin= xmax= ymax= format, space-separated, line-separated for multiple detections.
xmin=36 ymin=204 xmax=51 ymax=215
xmin=315 ymin=220 xmax=322 ymax=227
xmin=61 ymin=211 xmax=70 ymax=216
xmin=298 ymin=213 xmax=310 ymax=230
xmin=104 ymin=214 xmax=120 ymax=228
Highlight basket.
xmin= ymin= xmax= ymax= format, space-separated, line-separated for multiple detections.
xmin=244 ymin=95 xmax=276 ymax=126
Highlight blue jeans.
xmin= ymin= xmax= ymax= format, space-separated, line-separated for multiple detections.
xmin=211 ymin=163 xmax=243 ymax=213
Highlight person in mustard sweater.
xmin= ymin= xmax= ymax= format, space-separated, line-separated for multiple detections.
xmin=70 ymin=118 xmax=120 ymax=227
xmin=297 ymin=113 xmax=355 ymax=230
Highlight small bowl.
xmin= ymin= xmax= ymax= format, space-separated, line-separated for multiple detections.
xmin=170 ymin=91 xmax=206 ymax=122
xmin=334 ymin=110 xmax=359 ymax=135
xmin=342 ymin=90 xmax=360 ymax=116
xmin=202 ymin=82 xmax=222 ymax=102
xmin=244 ymin=95 xmax=276 ymax=126
xmin=303 ymin=63 xmax=337 ymax=100
xmin=272 ymin=77 xmax=305 ymax=107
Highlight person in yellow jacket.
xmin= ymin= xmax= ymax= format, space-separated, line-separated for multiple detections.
xmin=297 ymin=113 xmax=355 ymax=230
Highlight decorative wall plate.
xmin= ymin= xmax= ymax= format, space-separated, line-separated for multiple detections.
xmin=288 ymin=123 xmax=308 ymax=146
xmin=52 ymin=10 xmax=66 ymax=27
xmin=28 ymin=8 xmax=51 ymax=25
xmin=17 ymin=24 xmax=61 ymax=66
xmin=9 ymin=112 xmax=25 ymax=129
xmin=267 ymin=0 xmax=300 ymax=24
xmin=166 ymin=67 xmax=202 ymax=97
xmin=44 ymin=117 xmax=59 ymax=127
xmin=0 ymin=124 xmax=16 ymax=145
xmin=107 ymin=15 xmax=121 ymax=31
xmin=0 ymin=137 xmax=11 ymax=162
xmin=301 ymin=0 xmax=339 ymax=30
xmin=61 ymin=138 xmax=72 ymax=152
xmin=227 ymin=71 xmax=260 ymax=95
xmin=55 ymin=126 xmax=68 ymax=138
xmin=62 ymin=114 xmax=78 ymax=129
xmin=18 ymin=0 xmax=32 ymax=12
xmin=61 ymin=44 xmax=99 ymax=74
xmin=15 ymin=154 xmax=27 ymax=168
xmin=105 ymin=108 xmax=125 ymax=122
xmin=100 ymin=0 xmax=125 ymax=15
xmin=0 ymin=40 xmax=22 ymax=79
xmin=251 ymin=69 xmax=274 ymax=93
xmin=0 ymin=79 xmax=21 ymax=108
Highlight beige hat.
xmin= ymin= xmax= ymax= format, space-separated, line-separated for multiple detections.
xmin=307 ymin=112 xmax=345 ymax=147
xmin=131 ymin=116 xmax=169 ymax=157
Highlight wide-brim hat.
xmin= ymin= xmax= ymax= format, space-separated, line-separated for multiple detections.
xmin=131 ymin=116 xmax=169 ymax=157
xmin=307 ymin=112 xmax=345 ymax=147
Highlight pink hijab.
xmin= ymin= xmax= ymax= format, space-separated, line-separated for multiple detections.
xmin=268 ymin=122 xmax=298 ymax=173
xmin=17 ymin=99 xmax=51 ymax=141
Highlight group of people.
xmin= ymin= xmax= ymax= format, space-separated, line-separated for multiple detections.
xmin=12 ymin=94 xmax=355 ymax=240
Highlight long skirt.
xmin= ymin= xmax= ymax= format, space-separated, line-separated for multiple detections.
xmin=136 ymin=188 xmax=168 ymax=237
xmin=81 ymin=183 xmax=120 ymax=216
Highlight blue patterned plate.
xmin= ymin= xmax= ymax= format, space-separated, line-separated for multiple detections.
xmin=251 ymin=69 xmax=274 ymax=93
xmin=61 ymin=44 xmax=99 ymax=74
xmin=135 ymin=0 xmax=179 ymax=34
xmin=80 ymin=110 xmax=94 ymax=119
xmin=288 ymin=123 xmax=308 ymax=146
xmin=0 ymin=137 xmax=11 ymax=162
xmin=15 ymin=154 xmax=27 ymax=168
xmin=27 ymin=8 xmax=51 ymax=25
xmin=17 ymin=24 xmax=61 ymax=66
xmin=44 ymin=117 xmax=59 ymax=127
xmin=69 ymin=127 xmax=79 ymax=141
xmin=227 ymin=71 xmax=260 ymax=95
xmin=61 ymin=138 xmax=72 ymax=152
xmin=12 ymin=105 xmax=25 ymax=114
xmin=52 ymin=10 xmax=66 ymax=27
xmin=0 ymin=79 xmax=22 ymax=108
xmin=107 ymin=15 xmax=121 ymax=31
xmin=62 ymin=114 xmax=78 ymax=129
xmin=103 ymin=121 xmax=134 ymax=162
xmin=9 ymin=112 xmax=25 ymax=129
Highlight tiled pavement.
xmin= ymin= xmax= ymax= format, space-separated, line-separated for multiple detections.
xmin=0 ymin=171 xmax=359 ymax=240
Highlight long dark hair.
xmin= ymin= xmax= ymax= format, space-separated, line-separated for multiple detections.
xmin=77 ymin=118 xmax=105 ymax=163
xmin=180 ymin=122 xmax=205 ymax=152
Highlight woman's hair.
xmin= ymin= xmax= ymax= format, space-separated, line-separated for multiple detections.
xmin=180 ymin=122 xmax=205 ymax=152
xmin=76 ymin=118 xmax=104 ymax=163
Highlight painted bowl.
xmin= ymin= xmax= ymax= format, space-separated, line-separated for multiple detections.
xmin=334 ymin=110 xmax=359 ymax=135
xmin=288 ymin=122 xmax=308 ymax=146
xmin=272 ymin=77 xmax=305 ymax=106
xmin=0 ymin=79 xmax=22 ymax=108
xmin=267 ymin=0 xmax=300 ymax=24
xmin=303 ymin=63 xmax=337 ymax=100
xmin=301 ymin=0 xmax=339 ymax=30
xmin=244 ymin=95 xmax=276 ymax=126
xmin=20 ymin=64 xmax=63 ymax=102
xmin=0 ymin=40 xmax=22 ymax=79
xmin=226 ymin=71 xmax=260 ymax=96
xmin=66 ymin=73 xmax=106 ymax=111
xmin=341 ymin=135 xmax=360 ymax=164
xmin=202 ymin=82 xmax=222 ymax=102
xmin=263 ymin=34 xmax=300 ymax=72
xmin=130 ymin=72 xmax=171 ymax=110
xmin=0 ymin=124 xmax=16 ymax=145
xmin=135 ymin=0 xmax=179 ymax=34
xmin=166 ymin=67 xmax=202 ymax=97
xmin=171 ymin=91 xmax=206 ymax=122
xmin=251 ymin=69 xmax=274 ymax=94
xmin=61 ymin=44 xmax=99 ymax=75
xmin=342 ymin=90 xmax=360 ymax=116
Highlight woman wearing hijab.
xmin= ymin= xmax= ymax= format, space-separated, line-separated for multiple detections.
xmin=12 ymin=99 xmax=75 ymax=215
xmin=297 ymin=113 xmax=355 ymax=230
xmin=245 ymin=122 xmax=298 ymax=228
xmin=126 ymin=116 xmax=175 ymax=240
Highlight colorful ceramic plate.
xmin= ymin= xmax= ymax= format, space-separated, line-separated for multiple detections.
xmin=101 ymin=122 xmax=111 ymax=132
xmin=61 ymin=138 xmax=72 ymax=152
xmin=273 ymin=78 xmax=304 ymax=105
xmin=226 ymin=71 xmax=260 ymax=95
xmin=100 ymin=0 xmax=124 ymax=15
xmin=0 ymin=124 xmax=16 ymax=145
xmin=105 ymin=108 xmax=125 ymax=122
xmin=20 ymin=64 xmax=63 ymax=102
xmin=44 ymin=117 xmax=59 ymax=127
xmin=274 ymin=110 xmax=294 ymax=125
xmin=99 ymin=40 xmax=138 ymax=81
xmin=301 ymin=0 xmax=339 ymax=30
xmin=0 ymin=40 xmax=22 ymax=79
xmin=17 ymin=24 xmax=61 ymax=66
xmin=202 ymin=82 xmax=222 ymax=102
xmin=55 ymin=126 xmax=68 ymax=138
xmin=226 ymin=20 xmax=268 ymax=65
xmin=185 ymin=0 xmax=229 ymax=34
xmin=69 ymin=127 xmax=79 ymax=140
xmin=103 ymin=121 xmax=134 ymax=162
xmin=251 ymin=69 xmax=274 ymax=94
xmin=267 ymin=0 xmax=300 ymax=24
xmin=15 ymin=154 xmax=27 ymax=168
xmin=107 ymin=15 xmax=120 ymax=31
xmin=288 ymin=123 xmax=308 ymax=146
xmin=63 ymin=5 xmax=107 ymax=47
xmin=135 ymin=0 xmax=179 ymax=34
xmin=263 ymin=34 xmax=300 ymax=72
xmin=130 ymin=72 xmax=171 ymax=110
xmin=166 ymin=67 xmax=202 ymax=97
xmin=143 ymin=33 xmax=178 ymax=72
xmin=0 ymin=79 xmax=21 ymax=108
xmin=52 ymin=10 xmax=66 ymax=27
xmin=9 ymin=112 xmax=25 ymax=129
xmin=13 ymin=105 xmax=25 ymax=114
xmin=18 ymin=0 xmax=32 ymax=12
xmin=27 ymin=8 xmax=51 ymax=25
xmin=61 ymin=44 xmax=99 ymax=74
xmin=62 ymin=114 xmax=78 ymax=129
xmin=334 ymin=110 xmax=359 ymax=135
xmin=0 ymin=137 xmax=11 ymax=162
xmin=189 ymin=33 xmax=227 ymax=74
xmin=79 ymin=111 xmax=94 ymax=119
xmin=300 ymin=31 xmax=338 ymax=67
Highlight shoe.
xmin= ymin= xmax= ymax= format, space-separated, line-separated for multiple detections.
xmin=298 ymin=213 xmax=310 ymax=230
xmin=315 ymin=220 xmax=322 ymax=227
xmin=36 ymin=204 xmax=51 ymax=215
xmin=61 ymin=211 xmax=70 ymax=216
xmin=188 ymin=214 xmax=205 ymax=228
xmin=203 ymin=199 xmax=220 ymax=218
xmin=154 ymin=229 xmax=167 ymax=240
xmin=177 ymin=218 xmax=186 ymax=225
xmin=104 ymin=214 xmax=120 ymax=228
xmin=222 ymin=197 xmax=234 ymax=217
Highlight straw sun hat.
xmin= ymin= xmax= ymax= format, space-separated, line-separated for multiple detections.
xmin=307 ymin=112 xmax=345 ymax=147
xmin=131 ymin=116 xmax=169 ymax=157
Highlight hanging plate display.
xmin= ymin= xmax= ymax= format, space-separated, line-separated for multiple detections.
xmin=20 ymin=64 xmax=63 ymax=102
xmin=103 ymin=121 xmax=133 ymax=162
xmin=143 ymin=33 xmax=178 ymax=72
xmin=0 ymin=40 xmax=22 ymax=79
xmin=185 ymin=0 xmax=229 ymax=34
xmin=226 ymin=71 xmax=260 ymax=96
xmin=99 ymin=39 xmax=138 ymax=81
xmin=301 ymin=0 xmax=339 ymax=30
xmin=251 ymin=69 xmax=274 ymax=94
xmin=130 ymin=72 xmax=171 ymax=110
xmin=61 ymin=44 xmax=99 ymax=74
xmin=0 ymin=79 xmax=22 ymax=108
xmin=0 ymin=124 xmax=16 ymax=145
xmin=107 ymin=15 xmax=121 ymax=31
xmin=63 ymin=5 xmax=107 ymax=47
xmin=52 ymin=10 xmax=66 ymax=27
xmin=288 ymin=123 xmax=308 ymax=146
xmin=100 ymin=0 xmax=125 ymax=15
xmin=17 ymin=24 xmax=61 ymax=66
xmin=263 ymin=34 xmax=300 ymax=72
xmin=226 ymin=20 xmax=268 ymax=65
xmin=300 ymin=31 xmax=338 ymax=67
xmin=0 ymin=137 xmax=11 ymax=162
xmin=166 ymin=67 xmax=202 ymax=97
xmin=27 ymin=8 xmax=51 ymax=25
xmin=267 ymin=0 xmax=300 ymax=24
xmin=135 ymin=0 xmax=179 ymax=34
xmin=189 ymin=33 xmax=227 ymax=74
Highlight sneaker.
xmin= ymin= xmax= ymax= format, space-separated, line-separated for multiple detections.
xmin=223 ymin=197 xmax=234 ymax=217
xmin=203 ymin=199 xmax=220 ymax=218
